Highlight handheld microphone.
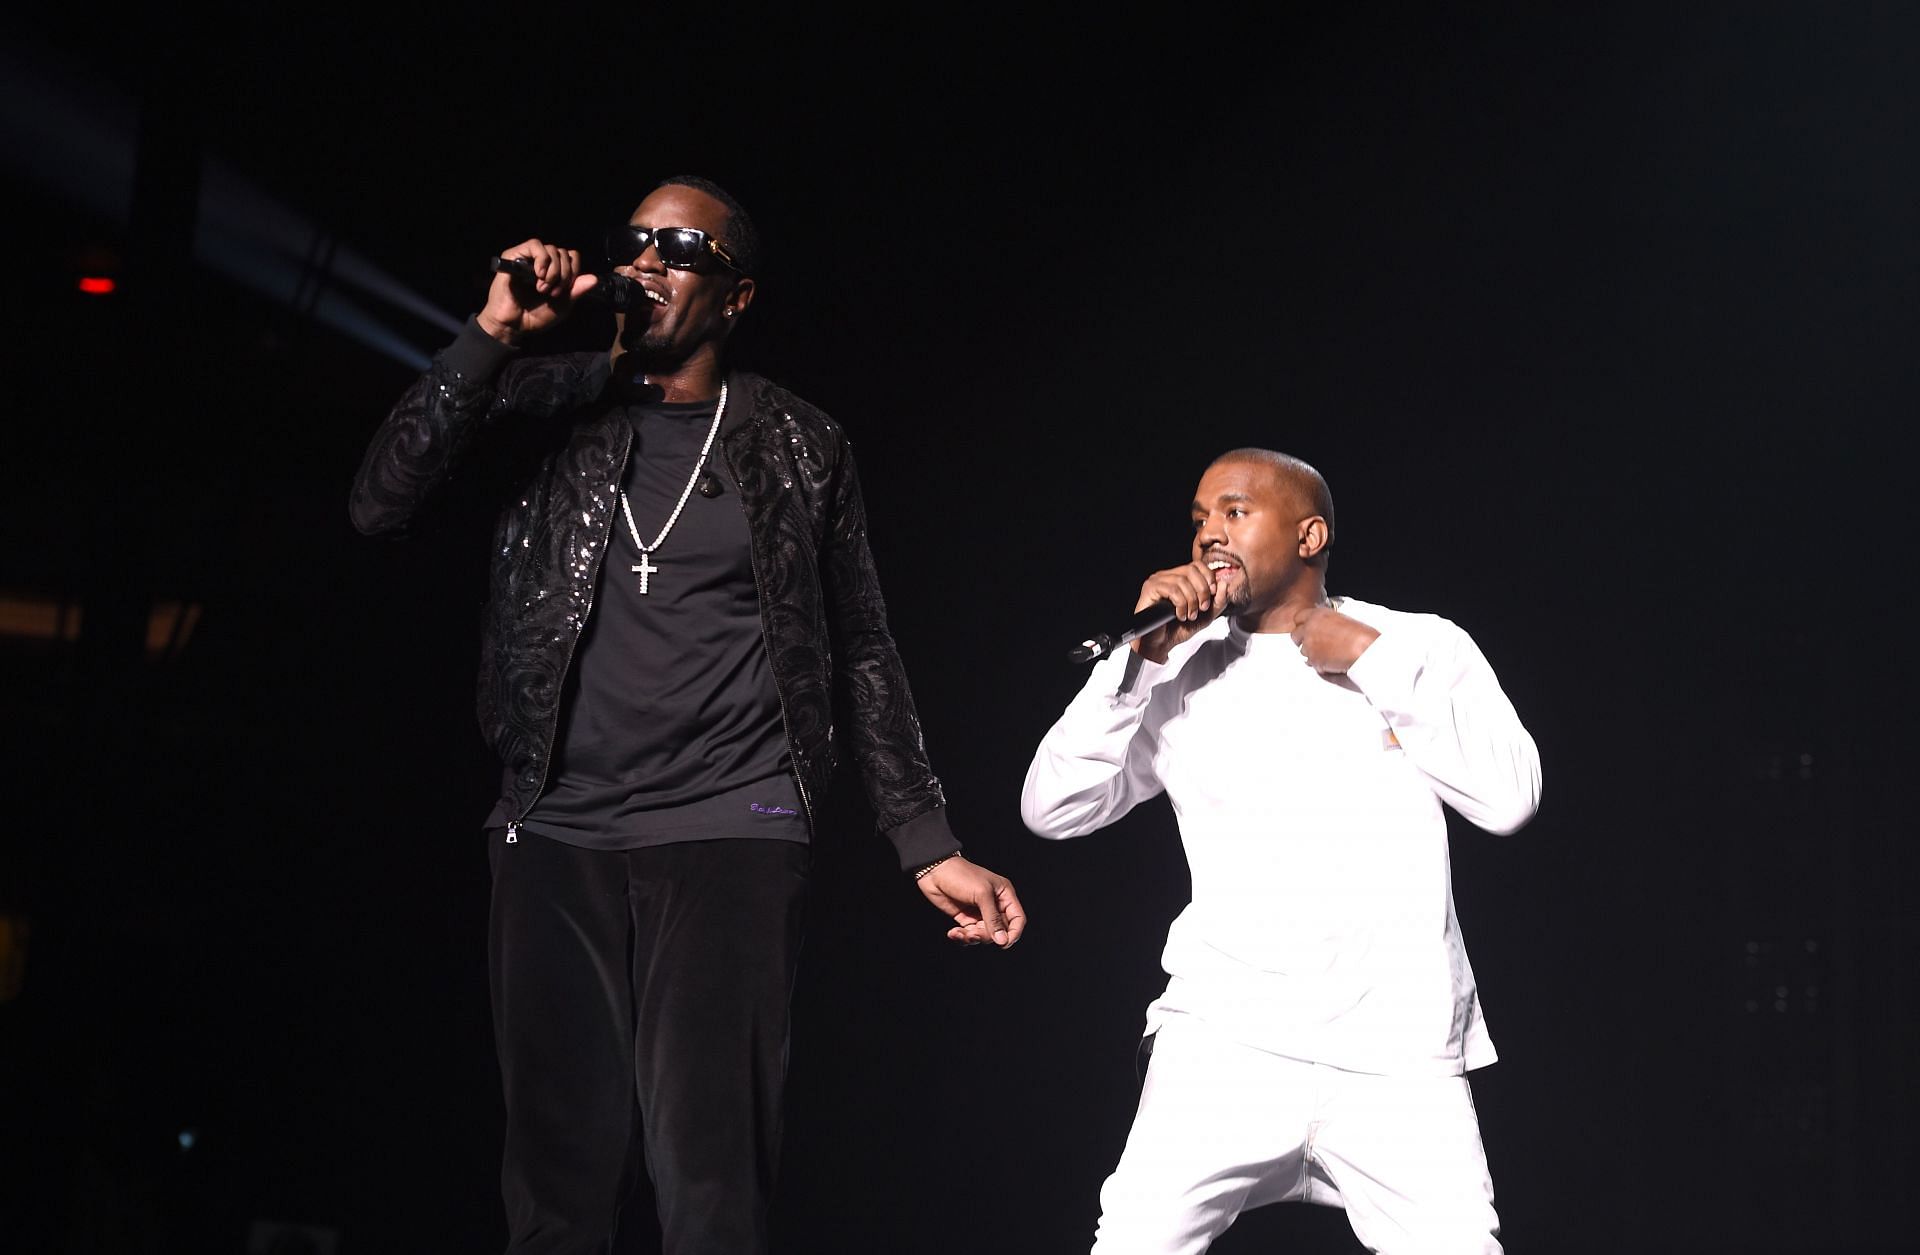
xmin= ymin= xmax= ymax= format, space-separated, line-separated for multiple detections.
xmin=489 ymin=256 xmax=638 ymax=311
xmin=1067 ymin=601 xmax=1178 ymax=665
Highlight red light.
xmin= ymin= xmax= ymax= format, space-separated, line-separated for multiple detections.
xmin=78 ymin=276 xmax=116 ymax=295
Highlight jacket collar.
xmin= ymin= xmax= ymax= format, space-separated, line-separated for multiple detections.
xmin=722 ymin=368 xmax=763 ymax=439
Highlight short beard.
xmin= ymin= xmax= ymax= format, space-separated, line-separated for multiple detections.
xmin=620 ymin=324 xmax=685 ymax=371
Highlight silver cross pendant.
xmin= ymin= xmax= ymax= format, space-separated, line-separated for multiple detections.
xmin=631 ymin=553 xmax=659 ymax=594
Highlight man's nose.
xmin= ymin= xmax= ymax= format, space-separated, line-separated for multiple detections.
xmin=617 ymin=237 xmax=664 ymax=272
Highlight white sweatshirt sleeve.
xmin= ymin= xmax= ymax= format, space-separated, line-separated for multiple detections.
xmin=1020 ymin=648 xmax=1178 ymax=839
xmin=1345 ymin=616 xmax=1543 ymax=835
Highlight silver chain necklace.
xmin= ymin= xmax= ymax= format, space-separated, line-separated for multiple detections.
xmin=618 ymin=381 xmax=727 ymax=595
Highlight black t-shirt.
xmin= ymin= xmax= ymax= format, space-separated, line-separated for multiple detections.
xmin=513 ymin=396 xmax=805 ymax=849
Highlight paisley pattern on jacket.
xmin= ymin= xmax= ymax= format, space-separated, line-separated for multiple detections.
xmin=349 ymin=343 xmax=955 ymax=868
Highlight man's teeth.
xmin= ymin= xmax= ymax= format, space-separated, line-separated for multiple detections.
xmin=646 ymin=290 xmax=669 ymax=306
xmin=1207 ymin=561 xmax=1233 ymax=571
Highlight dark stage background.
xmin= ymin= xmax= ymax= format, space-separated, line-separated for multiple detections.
xmin=2 ymin=8 xmax=1914 ymax=1253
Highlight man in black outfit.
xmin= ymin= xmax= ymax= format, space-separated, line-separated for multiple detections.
xmin=350 ymin=175 xmax=1025 ymax=1255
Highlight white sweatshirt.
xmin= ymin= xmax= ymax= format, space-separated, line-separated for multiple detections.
xmin=1021 ymin=597 xmax=1541 ymax=1077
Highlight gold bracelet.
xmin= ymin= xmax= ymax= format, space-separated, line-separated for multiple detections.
xmin=913 ymin=853 xmax=957 ymax=880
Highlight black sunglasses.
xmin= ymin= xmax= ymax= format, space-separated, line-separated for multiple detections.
xmin=605 ymin=224 xmax=742 ymax=273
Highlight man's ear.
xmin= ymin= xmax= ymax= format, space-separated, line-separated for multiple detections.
xmin=1299 ymin=516 xmax=1330 ymax=559
xmin=724 ymin=276 xmax=756 ymax=322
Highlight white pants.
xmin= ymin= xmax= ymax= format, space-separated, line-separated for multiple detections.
xmin=1090 ymin=1015 xmax=1502 ymax=1254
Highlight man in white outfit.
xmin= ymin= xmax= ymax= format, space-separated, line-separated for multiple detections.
xmin=1021 ymin=449 xmax=1542 ymax=1254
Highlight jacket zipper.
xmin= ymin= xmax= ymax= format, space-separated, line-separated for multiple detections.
xmin=509 ymin=425 xmax=630 ymax=844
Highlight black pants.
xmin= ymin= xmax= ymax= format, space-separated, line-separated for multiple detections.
xmin=488 ymin=832 xmax=810 ymax=1255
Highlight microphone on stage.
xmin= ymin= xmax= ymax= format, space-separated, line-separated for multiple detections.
xmin=1067 ymin=601 xmax=1179 ymax=665
xmin=489 ymin=256 xmax=638 ymax=311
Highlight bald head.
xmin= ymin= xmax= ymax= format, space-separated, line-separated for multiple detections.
xmin=1210 ymin=448 xmax=1335 ymax=557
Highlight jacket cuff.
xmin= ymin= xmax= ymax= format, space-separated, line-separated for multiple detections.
xmin=1345 ymin=626 xmax=1423 ymax=713
xmin=441 ymin=316 xmax=519 ymax=380
xmin=1113 ymin=647 xmax=1174 ymax=701
xmin=884 ymin=806 xmax=961 ymax=872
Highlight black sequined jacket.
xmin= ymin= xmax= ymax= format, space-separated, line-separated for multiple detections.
xmin=348 ymin=322 xmax=958 ymax=870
